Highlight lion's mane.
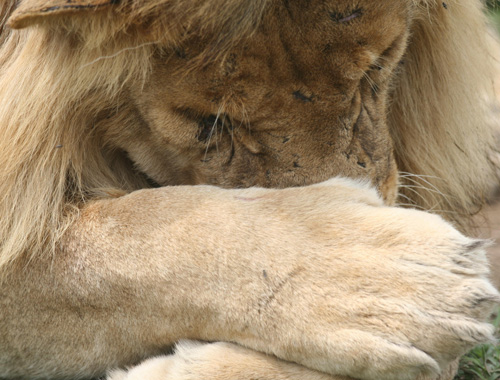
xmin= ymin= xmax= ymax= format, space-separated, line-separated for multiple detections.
xmin=0 ymin=0 xmax=497 ymax=271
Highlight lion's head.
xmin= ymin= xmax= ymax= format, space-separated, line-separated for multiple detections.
xmin=0 ymin=0 xmax=497 ymax=268
xmin=93 ymin=1 xmax=410 ymax=202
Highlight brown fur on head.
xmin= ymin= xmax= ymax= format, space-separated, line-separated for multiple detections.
xmin=0 ymin=0 xmax=497 ymax=270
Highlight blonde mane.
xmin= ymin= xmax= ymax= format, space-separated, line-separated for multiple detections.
xmin=0 ymin=0 xmax=497 ymax=272
xmin=390 ymin=0 xmax=498 ymax=228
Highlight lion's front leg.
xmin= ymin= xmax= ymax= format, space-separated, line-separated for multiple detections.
xmin=94 ymin=179 xmax=498 ymax=380
xmin=1 ymin=178 xmax=498 ymax=380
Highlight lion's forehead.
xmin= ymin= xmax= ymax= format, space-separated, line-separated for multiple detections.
xmin=146 ymin=0 xmax=410 ymax=114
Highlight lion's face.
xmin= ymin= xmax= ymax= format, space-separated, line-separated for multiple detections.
xmin=104 ymin=0 xmax=409 ymax=204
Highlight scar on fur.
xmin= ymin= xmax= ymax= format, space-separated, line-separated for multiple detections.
xmin=330 ymin=8 xmax=363 ymax=24
xmin=258 ymin=267 xmax=305 ymax=312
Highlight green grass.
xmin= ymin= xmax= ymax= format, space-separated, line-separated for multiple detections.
xmin=487 ymin=1 xmax=500 ymax=32
xmin=454 ymin=309 xmax=500 ymax=380
xmin=490 ymin=11 xmax=500 ymax=31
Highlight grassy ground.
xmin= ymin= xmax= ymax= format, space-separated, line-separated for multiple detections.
xmin=489 ymin=9 xmax=500 ymax=28
xmin=454 ymin=308 xmax=500 ymax=380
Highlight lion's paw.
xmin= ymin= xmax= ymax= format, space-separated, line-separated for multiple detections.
xmin=295 ymin=329 xmax=441 ymax=380
xmin=242 ymin=190 xmax=500 ymax=380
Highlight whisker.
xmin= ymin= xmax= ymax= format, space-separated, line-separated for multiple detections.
xmin=398 ymin=184 xmax=451 ymax=198
xmin=398 ymin=171 xmax=446 ymax=181
xmin=361 ymin=71 xmax=379 ymax=94
xmin=400 ymin=184 xmax=432 ymax=203
xmin=397 ymin=193 xmax=419 ymax=206
xmin=395 ymin=203 xmax=424 ymax=210
xmin=398 ymin=174 xmax=452 ymax=201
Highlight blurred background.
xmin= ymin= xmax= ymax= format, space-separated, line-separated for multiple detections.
xmin=454 ymin=3 xmax=500 ymax=378
xmin=455 ymin=0 xmax=500 ymax=380
xmin=487 ymin=0 xmax=500 ymax=26
xmin=479 ymin=2 xmax=500 ymax=291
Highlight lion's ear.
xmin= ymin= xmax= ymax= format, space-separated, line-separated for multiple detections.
xmin=7 ymin=0 xmax=116 ymax=29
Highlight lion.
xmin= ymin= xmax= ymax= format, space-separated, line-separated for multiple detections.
xmin=0 ymin=0 xmax=499 ymax=379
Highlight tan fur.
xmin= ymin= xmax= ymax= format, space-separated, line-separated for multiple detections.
xmin=2 ymin=178 xmax=499 ymax=380
xmin=107 ymin=341 xmax=341 ymax=380
xmin=389 ymin=1 xmax=498 ymax=230
xmin=0 ymin=1 xmax=499 ymax=380
xmin=107 ymin=341 xmax=461 ymax=380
